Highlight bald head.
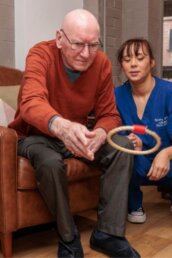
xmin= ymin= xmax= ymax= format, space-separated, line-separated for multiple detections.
xmin=56 ymin=9 xmax=101 ymax=72
xmin=61 ymin=9 xmax=100 ymax=38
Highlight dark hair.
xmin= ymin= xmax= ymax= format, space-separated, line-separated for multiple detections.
xmin=117 ymin=38 xmax=155 ymax=65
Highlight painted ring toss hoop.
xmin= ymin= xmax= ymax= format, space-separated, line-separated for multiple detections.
xmin=107 ymin=125 xmax=161 ymax=155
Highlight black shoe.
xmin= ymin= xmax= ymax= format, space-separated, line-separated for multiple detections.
xmin=90 ymin=230 xmax=141 ymax=258
xmin=58 ymin=234 xmax=84 ymax=258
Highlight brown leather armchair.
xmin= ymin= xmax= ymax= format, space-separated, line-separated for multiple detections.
xmin=0 ymin=66 xmax=101 ymax=258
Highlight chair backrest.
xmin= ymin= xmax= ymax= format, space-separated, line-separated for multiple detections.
xmin=0 ymin=66 xmax=23 ymax=86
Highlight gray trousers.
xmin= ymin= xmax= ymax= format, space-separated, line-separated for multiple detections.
xmin=18 ymin=135 xmax=133 ymax=242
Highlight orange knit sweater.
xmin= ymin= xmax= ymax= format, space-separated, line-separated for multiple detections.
xmin=9 ymin=40 xmax=121 ymax=138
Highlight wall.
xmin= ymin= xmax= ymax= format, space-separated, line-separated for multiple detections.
xmin=148 ymin=0 xmax=163 ymax=76
xmin=0 ymin=0 xmax=15 ymax=67
xmin=121 ymin=0 xmax=163 ymax=79
xmin=163 ymin=17 xmax=172 ymax=66
xmin=14 ymin=0 xmax=83 ymax=70
xmin=0 ymin=0 xmax=165 ymax=83
xmin=122 ymin=0 xmax=149 ymax=41
xmin=83 ymin=0 xmax=99 ymax=18
xmin=104 ymin=0 xmax=122 ymax=85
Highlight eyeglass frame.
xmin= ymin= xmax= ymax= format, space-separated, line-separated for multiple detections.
xmin=60 ymin=29 xmax=103 ymax=52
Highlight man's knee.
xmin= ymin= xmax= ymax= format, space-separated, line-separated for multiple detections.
xmin=36 ymin=157 xmax=66 ymax=182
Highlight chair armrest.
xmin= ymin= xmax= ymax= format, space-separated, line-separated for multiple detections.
xmin=0 ymin=126 xmax=18 ymax=232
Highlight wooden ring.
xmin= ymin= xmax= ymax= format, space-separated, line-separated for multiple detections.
xmin=107 ymin=125 xmax=161 ymax=155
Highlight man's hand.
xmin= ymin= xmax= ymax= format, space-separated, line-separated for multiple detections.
xmin=87 ymin=128 xmax=107 ymax=155
xmin=50 ymin=117 xmax=96 ymax=160
xmin=147 ymin=149 xmax=170 ymax=181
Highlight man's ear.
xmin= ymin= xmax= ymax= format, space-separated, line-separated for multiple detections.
xmin=56 ymin=31 xmax=62 ymax=49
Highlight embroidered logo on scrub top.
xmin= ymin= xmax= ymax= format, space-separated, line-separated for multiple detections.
xmin=154 ymin=116 xmax=168 ymax=127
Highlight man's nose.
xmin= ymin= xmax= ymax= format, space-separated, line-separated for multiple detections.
xmin=80 ymin=45 xmax=90 ymax=57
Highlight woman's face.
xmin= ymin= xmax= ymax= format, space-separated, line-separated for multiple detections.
xmin=121 ymin=44 xmax=155 ymax=84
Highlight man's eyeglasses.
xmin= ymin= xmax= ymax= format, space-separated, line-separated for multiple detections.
xmin=60 ymin=29 xmax=103 ymax=53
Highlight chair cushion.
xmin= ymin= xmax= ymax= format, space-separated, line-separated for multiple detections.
xmin=0 ymin=98 xmax=16 ymax=126
xmin=17 ymin=156 xmax=101 ymax=190
xmin=0 ymin=85 xmax=20 ymax=109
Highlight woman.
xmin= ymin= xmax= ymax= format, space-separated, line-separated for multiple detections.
xmin=115 ymin=38 xmax=172 ymax=224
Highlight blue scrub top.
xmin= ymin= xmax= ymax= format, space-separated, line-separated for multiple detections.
xmin=115 ymin=77 xmax=172 ymax=163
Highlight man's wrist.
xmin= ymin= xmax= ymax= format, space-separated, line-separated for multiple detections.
xmin=48 ymin=115 xmax=59 ymax=131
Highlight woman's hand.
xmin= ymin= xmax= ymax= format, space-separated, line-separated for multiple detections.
xmin=127 ymin=133 xmax=143 ymax=151
xmin=147 ymin=149 xmax=171 ymax=180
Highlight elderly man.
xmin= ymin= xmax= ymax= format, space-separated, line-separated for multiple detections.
xmin=9 ymin=9 xmax=140 ymax=258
